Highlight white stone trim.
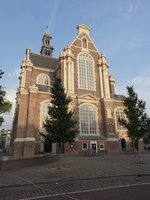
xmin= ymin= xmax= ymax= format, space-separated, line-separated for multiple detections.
xmin=102 ymin=66 xmax=110 ymax=98
xmin=99 ymin=66 xmax=104 ymax=98
xmin=71 ymin=44 xmax=82 ymax=49
xmin=103 ymin=98 xmax=124 ymax=103
xmin=14 ymin=138 xmax=25 ymax=142
xmin=67 ymin=59 xmax=75 ymax=94
xmin=37 ymin=91 xmax=51 ymax=95
xmin=20 ymin=65 xmax=26 ymax=88
xmin=33 ymin=66 xmax=54 ymax=72
xmin=19 ymin=89 xmax=28 ymax=94
xmin=71 ymin=34 xmax=81 ymax=47
xmin=24 ymin=137 xmax=36 ymax=142
xmin=78 ymin=98 xmax=98 ymax=105
xmin=14 ymin=137 xmax=36 ymax=142
xmin=72 ymin=44 xmax=99 ymax=53
xmin=107 ymin=138 xmax=118 ymax=141
xmin=87 ymin=40 xmax=101 ymax=56
xmin=106 ymin=107 xmax=113 ymax=118
xmin=71 ymin=24 xmax=100 ymax=52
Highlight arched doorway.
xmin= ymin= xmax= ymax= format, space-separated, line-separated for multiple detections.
xmin=44 ymin=141 xmax=52 ymax=153
xmin=121 ymin=138 xmax=126 ymax=151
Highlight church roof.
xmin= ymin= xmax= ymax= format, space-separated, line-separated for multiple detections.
xmin=30 ymin=53 xmax=59 ymax=70
xmin=111 ymin=94 xmax=125 ymax=101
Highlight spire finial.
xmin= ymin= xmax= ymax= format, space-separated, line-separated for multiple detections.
xmin=45 ymin=26 xmax=49 ymax=35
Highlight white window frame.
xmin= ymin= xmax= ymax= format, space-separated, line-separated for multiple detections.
xmin=37 ymin=73 xmax=50 ymax=86
xmin=79 ymin=104 xmax=98 ymax=135
xmin=90 ymin=141 xmax=98 ymax=153
xmin=115 ymin=107 xmax=126 ymax=131
xmin=77 ymin=53 xmax=96 ymax=91
xmin=39 ymin=100 xmax=51 ymax=129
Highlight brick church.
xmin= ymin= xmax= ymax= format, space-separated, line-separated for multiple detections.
xmin=11 ymin=24 xmax=130 ymax=157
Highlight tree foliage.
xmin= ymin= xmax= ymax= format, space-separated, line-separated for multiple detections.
xmin=120 ymin=86 xmax=149 ymax=149
xmin=143 ymin=118 xmax=150 ymax=145
xmin=0 ymin=70 xmax=12 ymax=126
xmin=41 ymin=77 xmax=76 ymax=169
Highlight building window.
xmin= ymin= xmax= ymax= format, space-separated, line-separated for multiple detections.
xmin=37 ymin=74 xmax=50 ymax=86
xmin=82 ymin=38 xmax=87 ymax=48
xmin=82 ymin=140 xmax=88 ymax=150
xmin=40 ymin=102 xmax=51 ymax=128
xmin=78 ymin=53 xmax=94 ymax=90
xmin=79 ymin=105 xmax=97 ymax=134
xmin=115 ymin=108 xmax=126 ymax=130
xmin=99 ymin=140 xmax=105 ymax=150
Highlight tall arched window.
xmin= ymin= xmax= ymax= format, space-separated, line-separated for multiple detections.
xmin=37 ymin=74 xmax=50 ymax=86
xmin=78 ymin=53 xmax=94 ymax=90
xmin=79 ymin=104 xmax=97 ymax=134
xmin=40 ymin=101 xmax=51 ymax=128
xmin=115 ymin=108 xmax=126 ymax=130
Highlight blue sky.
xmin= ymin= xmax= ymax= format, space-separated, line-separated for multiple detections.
xmin=0 ymin=0 xmax=150 ymax=129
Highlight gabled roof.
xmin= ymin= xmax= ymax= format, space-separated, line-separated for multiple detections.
xmin=30 ymin=53 xmax=59 ymax=70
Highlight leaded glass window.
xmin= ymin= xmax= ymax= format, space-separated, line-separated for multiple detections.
xmin=116 ymin=108 xmax=126 ymax=130
xmin=78 ymin=54 xmax=94 ymax=90
xmin=37 ymin=74 xmax=49 ymax=85
xmin=79 ymin=105 xmax=97 ymax=134
xmin=41 ymin=103 xmax=49 ymax=128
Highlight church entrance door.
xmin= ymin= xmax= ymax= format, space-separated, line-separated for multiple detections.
xmin=121 ymin=138 xmax=126 ymax=151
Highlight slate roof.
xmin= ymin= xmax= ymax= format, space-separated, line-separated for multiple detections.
xmin=111 ymin=94 xmax=125 ymax=101
xmin=30 ymin=53 xmax=59 ymax=70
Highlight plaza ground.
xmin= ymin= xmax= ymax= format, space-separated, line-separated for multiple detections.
xmin=0 ymin=152 xmax=150 ymax=199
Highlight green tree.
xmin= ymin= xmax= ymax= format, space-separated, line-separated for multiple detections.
xmin=41 ymin=77 xmax=76 ymax=169
xmin=143 ymin=118 xmax=150 ymax=148
xmin=0 ymin=70 xmax=12 ymax=126
xmin=120 ymin=86 xmax=149 ymax=161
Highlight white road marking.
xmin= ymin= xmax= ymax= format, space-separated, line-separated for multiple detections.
xmin=19 ymin=182 xmax=150 ymax=200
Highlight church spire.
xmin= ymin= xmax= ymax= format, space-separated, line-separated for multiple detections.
xmin=45 ymin=26 xmax=49 ymax=35
xmin=40 ymin=26 xmax=54 ymax=57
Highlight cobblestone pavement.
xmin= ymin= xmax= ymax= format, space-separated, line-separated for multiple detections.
xmin=0 ymin=153 xmax=150 ymax=199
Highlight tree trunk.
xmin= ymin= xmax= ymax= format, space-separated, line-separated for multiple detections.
xmin=136 ymin=139 xmax=142 ymax=164
xmin=57 ymin=142 xmax=61 ymax=170
xmin=133 ymin=139 xmax=142 ymax=164
xmin=132 ymin=139 xmax=137 ymax=156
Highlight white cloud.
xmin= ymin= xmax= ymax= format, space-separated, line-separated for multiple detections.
xmin=132 ymin=75 xmax=150 ymax=86
xmin=7 ymin=68 xmax=20 ymax=79
xmin=48 ymin=0 xmax=61 ymax=30
xmin=116 ymin=75 xmax=150 ymax=116
xmin=128 ymin=4 xmax=134 ymax=13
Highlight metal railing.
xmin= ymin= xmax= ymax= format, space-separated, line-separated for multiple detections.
xmin=36 ymin=84 xmax=51 ymax=93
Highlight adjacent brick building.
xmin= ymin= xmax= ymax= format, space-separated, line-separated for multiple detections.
xmin=11 ymin=24 xmax=131 ymax=157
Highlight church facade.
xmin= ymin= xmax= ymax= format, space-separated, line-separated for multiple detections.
xmin=11 ymin=24 xmax=130 ymax=157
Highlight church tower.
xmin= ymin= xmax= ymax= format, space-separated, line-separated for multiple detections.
xmin=40 ymin=26 xmax=54 ymax=57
